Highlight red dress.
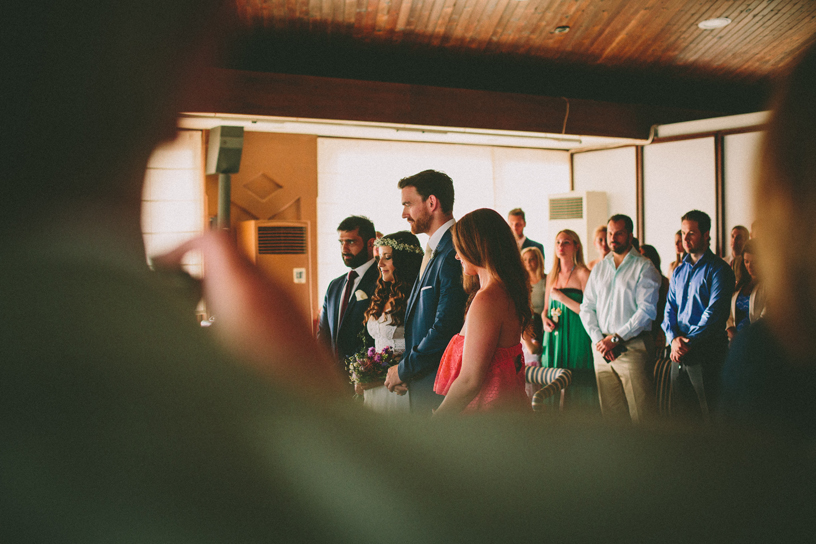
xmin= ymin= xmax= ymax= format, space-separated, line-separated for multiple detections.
xmin=434 ymin=335 xmax=530 ymax=413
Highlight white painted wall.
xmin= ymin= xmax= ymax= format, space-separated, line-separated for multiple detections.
xmin=724 ymin=131 xmax=764 ymax=239
xmin=141 ymin=130 xmax=205 ymax=278
xmin=572 ymin=146 xmax=638 ymax=262
xmin=644 ymin=138 xmax=717 ymax=277
xmin=317 ymin=139 xmax=570 ymax=297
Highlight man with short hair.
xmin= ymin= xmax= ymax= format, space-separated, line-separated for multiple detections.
xmin=580 ymin=214 xmax=660 ymax=424
xmin=385 ymin=170 xmax=467 ymax=414
xmin=662 ymin=210 xmax=735 ymax=422
xmin=317 ymin=215 xmax=379 ymax=373
xmin=508 ymin=208 xmax=544 ymax=262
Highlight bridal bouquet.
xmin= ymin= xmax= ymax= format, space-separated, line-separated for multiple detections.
xmin=347 ymin=345 xmax=398 ymax=386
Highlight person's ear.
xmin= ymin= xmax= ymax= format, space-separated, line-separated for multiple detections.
xmin=367 ymin=237 xmax=375 ymax=258
xmin=426 ymin=195 xmax=439 ymax=213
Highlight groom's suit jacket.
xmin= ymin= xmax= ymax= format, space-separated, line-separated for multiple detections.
xmin=400 ymin=229 xmax=467 ymax=413
xmin=317 ymin=262 xmax=379 ymax=368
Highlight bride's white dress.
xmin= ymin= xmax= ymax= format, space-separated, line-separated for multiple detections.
xmin=363 ymin=314 xmax=411 ymax=413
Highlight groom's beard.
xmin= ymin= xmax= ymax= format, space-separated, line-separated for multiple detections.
xmin=410 ymin=210 xmax=432 ymax=235
xmin=343 ymin=249 xmax=370 ymax=269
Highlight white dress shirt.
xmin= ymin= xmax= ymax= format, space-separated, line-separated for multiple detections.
xmin=343 ymin=258 xmax=376 ymax=304
xmin=427 ymin=218 xmax=456 ymax=252
xmin=579 ymin=247 xmax=660 ymax=344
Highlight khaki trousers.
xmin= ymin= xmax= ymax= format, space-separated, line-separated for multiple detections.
xmin=593 ymin=334 xmax=656 ymax=424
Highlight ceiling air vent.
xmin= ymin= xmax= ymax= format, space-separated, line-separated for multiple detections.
xmin=257 ymin=225 xmax=307 ymax=255
xmin=549 ymin=196 xmax=583 ymax=220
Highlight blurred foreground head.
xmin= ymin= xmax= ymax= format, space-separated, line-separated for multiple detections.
xmin=759 ymin=41 xmax=816 ymax=359
xmin=1 ymin=1 xmax=224 ymax=229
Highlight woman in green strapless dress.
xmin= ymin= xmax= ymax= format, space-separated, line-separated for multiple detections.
xmin=539 ymin=230 xmax=599 ymax=413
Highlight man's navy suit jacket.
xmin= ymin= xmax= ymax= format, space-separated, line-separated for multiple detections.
xmin=317 ymin=263 xmax=379 ymax=368
xmin=400 ymin=229 xmax=466 ymax=413
xmin=521 ymin=237 xmax=545 ymax=261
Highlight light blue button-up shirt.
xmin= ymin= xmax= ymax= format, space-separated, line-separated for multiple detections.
xmin=580 ymin=248 xmax=661 ymax=344
xmin=662 ymin=249 xmax=734 ymax=347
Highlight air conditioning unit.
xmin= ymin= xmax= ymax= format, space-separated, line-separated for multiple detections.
xmin=235 ymin=220 xmax=314 ymax=327
xmin=547 ymin=191 xmax=608 ymax=263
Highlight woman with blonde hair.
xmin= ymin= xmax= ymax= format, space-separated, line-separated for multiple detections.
xmin=587 ymin=225 xmax=610 ymax=270
xmin=539 ymin=229 xmax=595 ymax=409
xmin=521 ymin=246 xmax=547 ymax=314
xmin=668 ymin=230 xmax=686 ymax=277
xmin=433 ymin=208 xmax=530 ymax=414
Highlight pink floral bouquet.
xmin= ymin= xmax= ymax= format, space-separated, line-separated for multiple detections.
xmin=347 ymin=345 xmax=398 ymax=386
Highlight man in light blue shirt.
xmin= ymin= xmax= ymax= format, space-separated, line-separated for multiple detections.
xmin=580 ymin=215 xmax=661 ymax=424
xmin=662 ymin=210 xmax=734 ymax=422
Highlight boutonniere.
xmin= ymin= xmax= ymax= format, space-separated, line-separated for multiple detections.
xmin=355 ymin=290 xmax=369 ymax=301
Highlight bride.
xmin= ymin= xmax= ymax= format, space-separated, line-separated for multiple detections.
xmin=359 ymin=231 xmax=423 ymax=412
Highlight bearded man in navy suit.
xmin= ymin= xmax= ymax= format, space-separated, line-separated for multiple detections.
xmin=317 ymin=216 xmax=379 ymax=380
xmin=384 ymin=170 xmax=467 ymax=414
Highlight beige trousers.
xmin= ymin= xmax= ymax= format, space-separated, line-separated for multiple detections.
xmin=592 ymin=334 xmax=656 ymax=424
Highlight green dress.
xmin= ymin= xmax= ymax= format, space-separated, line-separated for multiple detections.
xmin=539 ymin=288 xmax=599 ymax=412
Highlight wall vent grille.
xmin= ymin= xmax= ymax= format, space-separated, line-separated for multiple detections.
xmin=257 ymin=226 xmax=307 ymax=255
xmin=549 ymin=197 xmax=584 ymax=220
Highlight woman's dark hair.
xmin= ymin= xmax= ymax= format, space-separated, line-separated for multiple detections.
xmin=364 ymin=231 xmax=423 ymax=327
xmin=451 ymin=208 xmax=531 ymax=332
xmin=640 ymin=244 xmax=661 ymax=271
xmin=735 ymin=239 xmax=759 ymax=291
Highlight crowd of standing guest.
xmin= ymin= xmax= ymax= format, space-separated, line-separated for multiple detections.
xmin=318 ymin=174 xmax=769 ymax=423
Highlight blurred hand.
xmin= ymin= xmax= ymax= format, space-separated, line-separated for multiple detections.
xmin=153 ymin=231 xmax=342 ymax=394
xmin=670 ymin=336 xmax=690 ymax=363
xmin=542 ymin=316 xmax=556 ymax=333
xmin=549 ymin=288 xmax=566 ymax=304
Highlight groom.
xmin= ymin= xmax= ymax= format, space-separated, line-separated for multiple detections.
xmin=385 ymin=170 xmax=467 ymax=414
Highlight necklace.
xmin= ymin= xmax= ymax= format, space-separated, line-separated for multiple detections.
xmin=556 ymin=262 xmax=576 ymax=289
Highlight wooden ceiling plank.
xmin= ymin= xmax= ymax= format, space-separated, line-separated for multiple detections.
xmin=547 ymin=0 xmax=637 ymax=63
xmin=358 ymin=0 xmax=381 ymax=34
xmin=428 ymin=0 xmax=459 ymax=47
xmin=681 ymin=0 xmax=791 ymax=65
xmin=435 ymin=0 xmax=470 ymax=47
xmin=587 ymin=0 xmax=667 ymax=65
xmin=374 ymin=0 xmax=392 ymax=33
xmin=414 ymin=0 xmax=445 ymax=42
xmin=655 ymin=0 xmax=740 ymax=64
xmin=483 ymin=0 xmax=531 ymax=54
xmin=608 ymin=0 xmax=700 ymax=69
xmin=471 ymin=0 xmax=514 ymax=52
xmin=495 ymin=0 xmax=544 ymax=53
xmin=684 ymin=0 xmax=800 ymax=72
xmin=516 ymin=0 xmax=572 ymax=56
xmin=393 ymin=0 xmax=425 ymax=43
xmin=453 ymin=0 xmax=493 ymax=51
xmin=742 ymin=7 xmax=816 ymax=74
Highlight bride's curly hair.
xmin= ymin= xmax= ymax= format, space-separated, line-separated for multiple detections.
xmin=364 ymin=231 xmax=423 ymax=327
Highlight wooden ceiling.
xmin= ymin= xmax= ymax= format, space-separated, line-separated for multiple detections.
xmin=206 ymin=0 xmax=816 ymax=136
xmin=232 ymin=0 xmax=816 ymax=84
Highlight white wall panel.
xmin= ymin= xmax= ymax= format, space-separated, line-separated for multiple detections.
xmin=644 ymin=138 xmax=716 ymax=277
xmin=317 ymin=139 xmax=569 ymax=296
xmin=572 ymin=147 xmax=637 ymax=262
xmin=724 ymin=131 xmax=764 ymax=238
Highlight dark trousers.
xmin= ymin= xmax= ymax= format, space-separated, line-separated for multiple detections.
xmin=669 ymin=341 xmax=727 ymax=423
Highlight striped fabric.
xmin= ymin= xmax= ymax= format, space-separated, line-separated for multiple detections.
xmin=653 ymin=346 xmax=672 ymax=416
xmin=525 ymin=367 xmax=573 ymax=412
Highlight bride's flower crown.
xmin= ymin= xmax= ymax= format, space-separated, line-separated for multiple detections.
xmin=374 ymin=237 xmax=424 ymax=254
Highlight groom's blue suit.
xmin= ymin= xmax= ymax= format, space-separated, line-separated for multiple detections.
xmin=400 ymin=229 xmax=467 ymax=413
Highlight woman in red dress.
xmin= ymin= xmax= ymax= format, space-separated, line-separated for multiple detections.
xmin=433 ymin=208 xmax=532 ymax=415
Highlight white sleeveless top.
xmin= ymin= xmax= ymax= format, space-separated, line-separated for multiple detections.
xmin=366 ymin=313 xmax=405 ymax=354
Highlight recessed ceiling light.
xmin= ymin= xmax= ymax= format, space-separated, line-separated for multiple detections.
xmin=698 ymin=17 xmax=731 ymax=30
xmin=553 ymin=26 xmax=570 ymax=34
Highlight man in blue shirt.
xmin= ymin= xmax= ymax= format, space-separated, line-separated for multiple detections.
xmin=662 ymin=210 xmax=735 ymax=422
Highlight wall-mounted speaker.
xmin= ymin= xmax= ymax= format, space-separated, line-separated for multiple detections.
xmin=206 ymin=126 xmax=244 ymax=175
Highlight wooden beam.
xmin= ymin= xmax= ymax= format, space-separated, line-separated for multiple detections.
xmin=186 ymin=68 xmax=725 ymax=140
